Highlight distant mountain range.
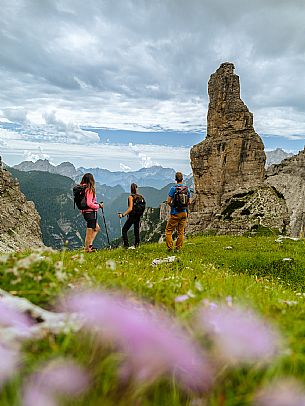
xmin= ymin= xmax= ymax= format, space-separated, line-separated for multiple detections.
xmin=13 ymin=148 xmax=292 ymax=191
xmin=14 ymin=160 xmax=177 ymax=190
xmin=265 ymin=148 xmax=294 ymax=167
xmin=13 ymin=159 xmax=82 ymax=180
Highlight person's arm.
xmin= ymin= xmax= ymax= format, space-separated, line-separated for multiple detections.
xmin=119 ymin=196 xmax=133 ymax=218
xmin=167 ymin=186 xmax=175 ymax=207
xmin=188 ymin=188 xmax=192 ymax=205
xmin=86 ymin=189 xmax=100 ymax=210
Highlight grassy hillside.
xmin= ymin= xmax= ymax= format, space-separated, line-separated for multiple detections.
xmin=1 ymin=235 xmax=305 ymax=405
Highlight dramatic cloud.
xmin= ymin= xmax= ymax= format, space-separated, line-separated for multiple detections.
xmin=0 ymin=0 xmax=304 ymax=136
xmin=1 ymin=0 xmax=305 ymax=171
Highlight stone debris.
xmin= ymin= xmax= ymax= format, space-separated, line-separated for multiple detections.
xmin=0 ymin=289 xmax=82 ymax=346
xmin=151 ymin=256 xmax=177 ymax=266
xmin=275 ymin=236 xmax=300 ymax=243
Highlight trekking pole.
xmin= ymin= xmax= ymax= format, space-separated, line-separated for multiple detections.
xmin=118 ymin=213 xmax=123 ymax=235
xmin=101 ymin=207 xmax=111 ymax=247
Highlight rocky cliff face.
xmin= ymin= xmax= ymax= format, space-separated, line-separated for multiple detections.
xmin=189 ymin=63 xmax=288 ymax=235
xmin=0 ymin=162 xmax=43 ymax=252
xmin=266 ymin=150 xmax=305 ymax=237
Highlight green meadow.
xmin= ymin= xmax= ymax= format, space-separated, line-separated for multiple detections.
xmin=1 ymin=234 xmax=305 ymax=405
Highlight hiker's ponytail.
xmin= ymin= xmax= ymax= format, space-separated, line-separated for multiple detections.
xmin=131 ymin=183 xmax=138 ymax=195
xmin=81 ymin=173 xmax=96 ymax=196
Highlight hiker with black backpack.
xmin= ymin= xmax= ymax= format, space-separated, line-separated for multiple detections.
xmin=118 ymin=183 xmax=146 ymax=249
xmin=165 ymin=171 xmax=190 ymax=252
xmin=73 ymin=173 xmax=103 ymax=253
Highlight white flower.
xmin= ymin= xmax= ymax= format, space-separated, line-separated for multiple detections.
xmin=106 ymin=260 xmax=116 ymax=271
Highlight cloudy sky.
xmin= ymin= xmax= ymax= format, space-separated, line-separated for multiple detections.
xmin=0 ymin=0 xmax=305 ymax=172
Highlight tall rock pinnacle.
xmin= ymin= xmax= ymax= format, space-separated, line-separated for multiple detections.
xmin=190 ymin=63 xmax=266 ymax=222
xmin=186 ymin=63 xmax=289 ymax=235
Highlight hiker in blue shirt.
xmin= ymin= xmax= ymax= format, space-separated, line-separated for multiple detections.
xmin=166 ymin=172 xmax=190 ymax=251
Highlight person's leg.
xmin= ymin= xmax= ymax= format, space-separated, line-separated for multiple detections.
xmin=134 ymin=217 xmax=140 ymax=247
xmin=122 ymin=217 xmax=133 ymax=247
xmin=84 ymin=212 xmax=99 ymax=251
xmin=90 ymin=223 xmax=100 ymax=247
xmin=165 ymin=215 xmax=179 ymax=251
xmin=84 ymin=228 xmax=93 ymax=251
xmin=176 ymin=212 xmax=187 ymax=250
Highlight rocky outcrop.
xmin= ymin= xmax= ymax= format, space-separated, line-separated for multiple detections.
xmin=0 ymin=162 xmax=44 ymax=252
xmin=189 ymin=63 xmax=288 ymax=235
xmin=266 ymin=149 xmax=305 ymax=237
xmin=140 ymin=207 xmax=167 ymax=243
xmin=201 ymin=186 xmax=289 ymax=235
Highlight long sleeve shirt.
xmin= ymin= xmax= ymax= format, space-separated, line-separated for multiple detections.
xmin=81 ymin=187 xmax=100 ymax=213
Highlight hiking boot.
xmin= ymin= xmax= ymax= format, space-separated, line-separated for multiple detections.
xmin=85 ymin=245 xmax=98 ymax=253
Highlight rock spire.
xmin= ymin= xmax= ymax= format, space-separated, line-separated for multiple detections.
xmin=188 ymin=63 xmax=289 ymax=234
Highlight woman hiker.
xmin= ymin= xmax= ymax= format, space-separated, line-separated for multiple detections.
xmin=118 ymin=183 xmax=145 ymax=248
xmin=80 ymin=173 xmax=103 ymax=252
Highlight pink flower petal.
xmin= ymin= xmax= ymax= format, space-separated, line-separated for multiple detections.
xmin=255 ymin=379 xmax=305 ymax=406
xmin=23 ymin=359 xmax=89 ymax=406
xmin=198 ymin=305 xmax=281 ymax=364
xmin=0 ymin=344 xmax=19 ymax=386
xmin=62 ymin=290 xmax=214 ymax=392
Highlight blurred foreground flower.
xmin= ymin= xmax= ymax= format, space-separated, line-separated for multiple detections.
xmin=23 ymin=359 xmax=89 ymax=406
xmin=198 ymin=305 xmax=281 ymax=364
xmin=254 ymin=378 xmax=305 ymax=406
xmin=0 ymin=301 xmax=32 ymax=332
xmin=0 ymin=344 xmax=20 ymax=386
xmin=62 ymin=290 xmax=214 ymax=392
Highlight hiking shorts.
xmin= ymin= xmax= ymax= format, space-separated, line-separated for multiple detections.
xmin=83 ymin=211 xmax=97 ymax=229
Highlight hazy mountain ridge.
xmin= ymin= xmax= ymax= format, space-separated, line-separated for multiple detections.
xmin=13 ymin=149 xmax=293 ymax=191
xmin=14 ymin=159 xmax=82 ymax=180
xmin=78 ymin=166 xmax=176 ymax=190
xmin=13 ymin=160 xmax=177 ymax=190
xmin=265 ymin=148 xmax=294 ymax=167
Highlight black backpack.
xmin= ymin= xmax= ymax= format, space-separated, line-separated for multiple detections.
xmin=73 ymin=184 xmax=88 ymax=210
xmin=132 ymin=194 xmax=146 ymax=216
xmin=172 ymin=185 xmax=189 ymax=210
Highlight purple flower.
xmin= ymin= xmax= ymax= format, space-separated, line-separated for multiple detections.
xmin=197 ymin=305 xmax=281 ymax=364
xmin=0 ymin=301 xmax=32 ymax=331
xmin=254 ymin=379 xmax=305 ymax=406
xmin=0 ymin=344 xmax=19 ymax=386
xmin=175 ymin=294 xmax=190 ymax=303
xmin=23 ymin=359 xmax=89 ymax=406
xmin=62 ymin=290 xmax=214 ymax=392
